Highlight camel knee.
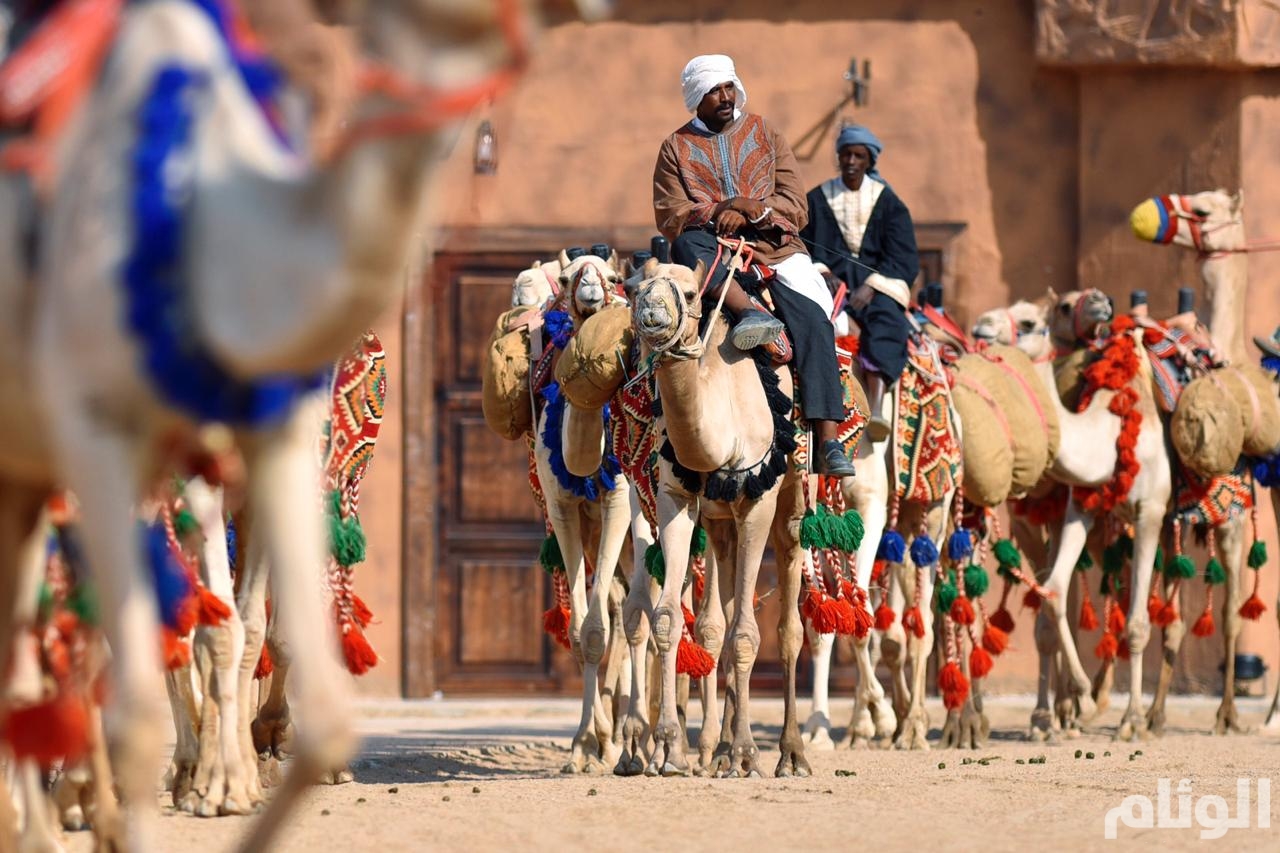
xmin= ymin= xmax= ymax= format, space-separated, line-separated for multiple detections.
xmin=695 ymin=617 xmax=724 ymax=658
xmin=652 ymin=607 xmax=677 ymax=653
xmin=1127 ymin=617 xmax=1152 ymax=651
xmin=880 ymin=635 xmax=904 ymax=669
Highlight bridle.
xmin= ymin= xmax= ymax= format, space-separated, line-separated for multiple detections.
xmin=336 ymin=0 xmax=531 ymax=154
xmin=1071 ymin=289 xmax=1110 ymax=342
xmin=634 ymin=275 xmax=700 ymax=358
xmin=1140 ymin=193 xmax=1280 ymax=259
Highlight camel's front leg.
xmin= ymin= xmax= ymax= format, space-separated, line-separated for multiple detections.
xmin=645 ymin=485 xmax=698 ymax=777
xmin=1212 ymin=519 xmax=1247 ymax=735
xmin=1118 ymin=502 xmax=1163 ymax=742
xmin=772 ymin=486 xmax=810 ymax=778
xmin=694 ymin=519 xmax=729 ymax=773
xmin=845 ymin=461 xmax=893 ymax=748
xmin=616 ymin=504 xmax=654 ymax=776
xmin=803 ymin=626 xmax=837 ymax=750
xmin=234 ymin=515 xmax=269 ymax=803
xmin=894 ymin=555 xmax=934 ymax=751
xmin=880 ymin=564 xmax=910 ymax=738
xmin=236 ymin=412 xmax=355 ymax=853
xmin=1039 ymin=504 xmax=1100 ymax=725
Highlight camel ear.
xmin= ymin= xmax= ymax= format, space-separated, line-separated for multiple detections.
xmin=641 ymin=257 xmax=661 ymax=278
xmin=531 ymin=259 xmax=542 ymax=269
xmin=558 ymin=249 xmax=572 ymax=268
xmin=1232 ymin=188 xmax=1245 ymax=213
xmin=692 ymin=259 xmax=707 ymax=290
xmin=608 ymin=249 xmax=622 ymax=272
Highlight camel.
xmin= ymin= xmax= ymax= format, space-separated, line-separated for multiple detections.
xmin=974 ymin=289 xmax=1173 ymax=740
xmin=1130 ymin=189 xmax=1257 ymax=734
xmin=631 ymin=257 xmax=815 ymax=778
xmin=0 ymin=1 xmax=541 ymax=847
xmin=511 ymin=259 xmax=564 ymax=309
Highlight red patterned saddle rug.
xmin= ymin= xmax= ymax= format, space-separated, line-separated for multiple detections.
xmin=894 ymin=336 xmax=960 ymax=504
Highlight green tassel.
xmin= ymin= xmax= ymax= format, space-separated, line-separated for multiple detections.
xmin=1248 ymin=540 xmax=1268 ymax=571
xmin=842 ymin=510 xmax=865 ymax=552
xmin=1102 ymin=539 xmax=1127 ymax=575
xmin=691 ymin=525 xmax=708 ymax=556
xmin=1204 ymin=557 xmax=1226 ymax=585
xmin=827 ymin=509 xmax=855 ymax=553
xmin=993 ymin=538 xmax=1021 ymax=570
xmin=1165 ymin=553 xmax=1196 ymax=580
xmin=964 ymin=563 xmax=989 ymax=598
xmin=174 ymin=507 xmax=200 ymax=538
xmin=68 ymin=585 xmax=98 ymax=626
xmin=1074 ymin=550 xmax=1094 ymax=572
xmin=645 ymin=543 xmax=666 ymax=585
xmin=37 ymin=582 xmax=54 ymax=617
xmin=1153 ymin=544 xmax=1164 ymax=573
xmin=800 ymin=507 xmax=827 ymax=550
xmin=936 ymin=570 xmax=958 ymax=614
xmin=326 ymin=490 xmax=367 ymax=567
xmin=539 ymin=533 xmax=565 ymax=575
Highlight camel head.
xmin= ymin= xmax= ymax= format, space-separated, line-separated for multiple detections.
xmin=558 ymin=254 xmax=622 ymax=322
xmin=632 ymin=259 xmax=707 ymax=356
xmin=510 ymin=259 xmax=561 ymax=308
xmin=1052 ymin=288 xmax=1113 ymax=346
xmin=972 ymin=289 xmax=1056 ymax=358
xmin=1129 ymin=189 xmax=1244 ymax=253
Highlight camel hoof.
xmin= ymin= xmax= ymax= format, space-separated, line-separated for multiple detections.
xmin=195 ymin=797 xmax=222 ymax=818
xmin=661 ymin=761 xmax=690 ymax=778
xmin=58 ymin=805 xmax=86 ymax=833
xmin=178 ymin=792 xmax=199 ymax=814
xmin=803 ymin=725 xmax=835 ymax=751
xmin=220 ymin=796 xmax=253 ymax=817
xmin=1075 ymin=694 xmax=1098 ymax=723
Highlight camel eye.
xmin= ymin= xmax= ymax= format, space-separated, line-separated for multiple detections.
xmin=1058 ymin=303 xmax=1072 ymax=316
xmin=1192 ymin=207 xmax=1210 ymax=218
xmin=1018 ymin=320 xmax=1037 ymax=333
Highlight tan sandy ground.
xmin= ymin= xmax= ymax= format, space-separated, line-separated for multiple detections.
xmin=66 ymin=694 xmax=1280 ymax=852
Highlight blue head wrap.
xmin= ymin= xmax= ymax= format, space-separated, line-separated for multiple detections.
xmin=836 ymin=125 xmax=885 ymax=184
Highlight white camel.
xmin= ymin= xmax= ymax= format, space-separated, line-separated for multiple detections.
xmin=0 ymin=1 xmax=541 ymax=847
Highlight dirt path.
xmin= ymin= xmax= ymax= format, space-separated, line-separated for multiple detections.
xmin=67 ymin=695 xmax=1279 ymax=852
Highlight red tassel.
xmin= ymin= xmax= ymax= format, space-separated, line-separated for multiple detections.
xmin=676 ymin=634 xmax=715 ymax=678
xmin=1094 ymin=632 xmax=1118 ymax=661
xmin=989 ymin=605 xmax=1015 ymax=633
xmin=162 ymin=628 xmax=191 ymax=670
xmin=1078 ymin=595 xmax=1099 ymax=631
xmin=1147 ymin=590 xmax=1163 ymax=622
xmin=682 ymin=603 xmax=697 ymax=633
xmin=874 ymin=603 xmax=896 ymax=631
xmin=542 ymin=605 xmax=572 ymax=650
xmin=1117 ymin=639 xmax=1131 ymax=661
xmin=351 ymin=594 xmax=374 ymax=629
xmin=254 ymin=644 xmax=274 ymax=680
xmin=197 ymin=588 xmax=233 ymax=627
xmin=341 ymin=625 xmax=379 ymax=675
xmin=1239 ymin=595 xmax=1267 ymax=621
xmin=901 ymin=606 xmax=926 ymax=639
xmin=4 ymin=692 xmax=90 ymax=766
xmin=1192 ymin=608 xmax=1215 ymax=638
xmin=969 ymin=646 xmax=994 ymax=679
xmin=1021 ymin=587 xmax=1042 ymax=611
xmin=174 ymin=593 xmax=198 ymax=637
xmin=693 ymin=570 xmax=706 ymax=604
xmin=871 ymin=559 xmax=888 ymax=584
xmin=850 ymin=593 xmax=874 ymax=639
xmin=1154 ymin=601 xmax=1178 ymax=628
xmin=982 ymin=623 xmax=1009 ymax=656
xmin=938 ymin=661 xmax=969 ymax=709
xmin=1107 ymin=603 xmax=1126 ymax=636
xmin=950 ymin=596 xmax=975 ymax=625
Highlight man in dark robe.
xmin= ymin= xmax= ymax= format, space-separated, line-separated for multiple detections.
xmin=801 ymin=125 xmax=919 ymax=442
xmin=652 ymin=54 xmax=854 ymax=478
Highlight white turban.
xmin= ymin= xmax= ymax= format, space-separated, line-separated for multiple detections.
xmin=680 ymin=54 xmax=747 ymax=113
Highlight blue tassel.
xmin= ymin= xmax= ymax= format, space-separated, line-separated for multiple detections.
xmin=877 ymin=529 xmax=906 ymax=564
xmin=1262 ymin=355 xmax=1280 ymax=375
xmin=225 ymin=515 xmax=237 ymax=569
xmin=947 ymin=529 xmax=973 ymax=563
xmin=910 ymin=535 xmax=939 ymax=568
xmin=1255 ymin=453 xmax=1280 ymax=489
xmin=144 ymin=522 xmax=191 ymax=630
xmin=539 ymin=381 xmax=617 ymax=499
xmin=544 ymin=310 xmax=574 ymax=350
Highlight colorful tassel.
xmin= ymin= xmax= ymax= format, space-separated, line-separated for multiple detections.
xmin=341 ymin=625 xmax=378 ymax=675
xmin=539 ymin=533 xmax=565 ymax=574
xmin=939 ymin=661 xmax=969 ymax=709
xmin=874 ymin=603 xmax=896 ymax=631
xmin=877 ymin=529 xmax=906 ymax=564
xmin=645 ymin=542 xmax=666 ymax=585
xmin=901 ymin=606 xmax=926 ymax=639
xmin=909 ymin=535 xmax=938 ymax=568
xmin=950 ymin=596 xmax=975 ymax=626
xmin=947 ymin=529 xmax=973 ymax=563
xmin=963 ymin=563 xmax=990 ymax=598
xmin=254 ymin=644 xmax=274 ymax=680
xmin=982 ymin=623 xmax=1009 ymax=656
xmin=1079 ymin=593 xmax=1099 ymax=631
xmin=4 ymin=692 xmax=90 ymax=766
xmin=969 ymin=646 xmax=994 ymax=679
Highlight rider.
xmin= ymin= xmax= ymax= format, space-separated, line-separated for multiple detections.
xmin=652 ymin=54 xmax=855 ymax=479
xmin=801 ymin=125 xmax=920 ymax=443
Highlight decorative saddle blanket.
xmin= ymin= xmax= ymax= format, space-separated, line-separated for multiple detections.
xmin=894 ymin=335 xmax=961 ymax=504
xmin=1141 ymin=324 xmax=1215 ymax=413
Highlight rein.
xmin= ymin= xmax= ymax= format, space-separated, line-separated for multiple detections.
xmin=1150 ymin=194 xmax=1280 ymax=257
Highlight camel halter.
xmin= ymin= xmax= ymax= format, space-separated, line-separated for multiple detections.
xmin=337 ymin=0 xmax=530 ymax=154
xmin=1071 ymin=289 xmax=1110 ymax=342
xmin=1137 ymin=194 xmax=1280 ymax=258
xmin=634 ymin=275 xmax=701 ymax=358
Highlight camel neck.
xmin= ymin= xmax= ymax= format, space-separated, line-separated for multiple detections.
xmin=1200 ymin=252 xmax=1248 ymax=365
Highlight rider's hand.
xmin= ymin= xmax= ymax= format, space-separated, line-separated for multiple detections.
xmin=734 ymin=197 xmax=766 ymax=221
xmin=849 ymin=283 xmax=874 ymax=311
xmin=715 ymin=208 xmax=748 ymax=235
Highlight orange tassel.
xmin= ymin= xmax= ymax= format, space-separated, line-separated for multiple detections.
xmin=939 ymin=661 xmax=969 ymax=709
xmin=682 ymin=603 xmax=697 ymax=633
xmin=676 ymin=633 xmax=715 ymax=678
xmin=950 ymin=596 xmax=975 ymax=625
xmin=162 ymin=628 xmax=191 ymax=669
xmin=1155 ymin=601 xmax=1178 ymax=628
xmin=693 ymin=569 xmax=706 ymax=604
xmin=1147 ymin=590 xmax=1163 ymax=622
xmin=254 ymin=644 xmax=274 ymax=680
xmin=990 ymin=605 xmax=1015 ymax=633
xmin=197 ymin=588 xmax=232 ymax=627
xmin=351 ymin=594 xmax=374 ymax=629
xmin=969 ymin=646 xmax=993 ymax=679
xmin=4 ymin=692 xmax=90 ymax=766
xmin=1078 ymin=594 xmax=1099 ymax=631
xmin=901 ymin=606 xmax=926 ymax=639
xmin=1107 ymin=602 xmax=1126 ymax=635
xmin=874 ymin=603 xmax=896 ymax=631
xmin=542 ymin=604 xmax=571 ymax=650
xmin=1192 ymin=607 xmax=1215 ymax=638
xmin=1239 ymin=595 xmax=1267 ymax=621
xmin=850 ymin=593 xmax=873 ymax=639
xmin=982 ymin=623 xmax=1009 ymax=656
xmin=173 ymin=593 xmax=198 ymax=637
xmin=1094 ymin=632 xmax=1118 ymax=660
xmin=341 ymin=625 xmax=378 ymax=675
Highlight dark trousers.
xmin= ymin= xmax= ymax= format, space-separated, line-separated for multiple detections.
xmin=673 ymin=230 xmax=846 ymax=422
xmin=851 ymin=291 xmax=911 ymax=380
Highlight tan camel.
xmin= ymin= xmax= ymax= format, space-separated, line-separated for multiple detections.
xmin=511 ymin=259 xmax=564 ymax=309
xmin=631 ymin=259 xmax=810 ymax=777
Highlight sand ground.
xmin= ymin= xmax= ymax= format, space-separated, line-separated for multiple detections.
xmin=64 ymin=693 xmax=1280 ymax=852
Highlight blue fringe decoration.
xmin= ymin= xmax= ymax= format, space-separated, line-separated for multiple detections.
xmin=540 ymin=381 xmax=620 ymax=500
xmin=877 ymin=529 xmax=906 ymax=564
xmin=188 ymin=0 xmax=290 ymax=146
xmin=909 ymin=535 xmax=939 ymax=568
xmin=1254 ymin=453 xmax=1280 ymax=489
xmin=226 ymin=515 xmax=238 ymax=571
xmin=947 ymin=529 xmax=973 ymax=562
xmin=125 ymin=64 xmax=323 ymax=428
xmin=1261 ymin=355 xmax=1280 ymax=375
xmin=144 ymin=522 xmax=192 ymax=630
xmin=544 ymin=310 xmax=574 ymax=350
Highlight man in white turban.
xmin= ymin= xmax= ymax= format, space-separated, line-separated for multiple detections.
xmin=653 ymin=54 xmax=855 ymax=478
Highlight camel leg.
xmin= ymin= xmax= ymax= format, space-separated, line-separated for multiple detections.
xmin=772 ymin=477 xmax=810 ymax=778
xmin=694 ymin=520 xmax=728 ymax=773
xmin=548 ymin=499 xmax=597 ymax=774
xmin=235 ymin=411 xmax=356 ymax=853
xmin=234 ymin=516 xmax=270 ymax=800
xmin=16 ymin=760 xmax=64 ymax=853
xmin=1038 ymin=504 xmax=1100 ymax=726
xmin=880 ymin=566 xmax=910 ymax=737
xmin=645 ymin=488 xmax=698 ymax=777
xmin=50 ymin=762 xmax=90 ymax=833
xmin=1014 ymin=512 xmax=1059 ymax=741
xmin=603 ymin=577 xmax=630 ymax=751
xmin=1118 ymin=500 xmax=1164 ymax=742
xmin=165 ymin=666 xmax=200 ymax=811
xmin=615 ymin=505 xmax=654 ymax=776
xmin=1213 ymin=519 xmax=1247 ymax=735
xmin=845 ymin=458 xmax=893 ymax=748
xmin=803 ymin=626 xmax=837 ymax=750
